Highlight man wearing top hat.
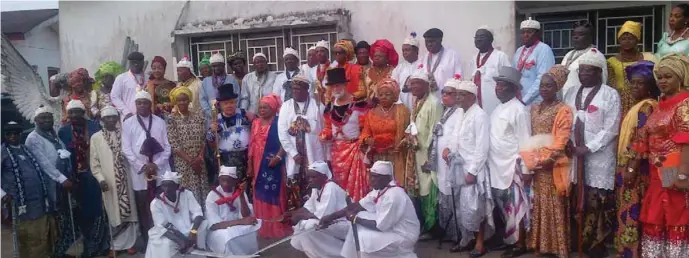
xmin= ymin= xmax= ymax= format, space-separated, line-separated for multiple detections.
xmin=488 ymin=66 xmax=532 ymax=257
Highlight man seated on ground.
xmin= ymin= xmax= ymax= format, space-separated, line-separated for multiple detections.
xmin=320 ymin=161 xmax=421 ymax=258
xmin=205 ymin=166 xmax=261 ymax=255
xmin=145 ymin=171 xmax=207 ymax=258
xmin=290 ymin=161 xmax=348 ymax=258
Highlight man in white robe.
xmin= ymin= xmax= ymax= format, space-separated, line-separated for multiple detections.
xmin=470 ymin=27 xmax=512 ymax=115
xmin=320 ymin=161 xmax=420 ymax=258
xmin=122 ymin=90 xmax=171 ymax=241
xmin=513 ymin=18 xmax=556 ymax=105
xmin=562 ymin=51 xmax=620 ymax=256
xmin=240 ymin=53 xmax=277 ymax=114
xmin=420 ymin=28 xmax=462 ymax=97
xmin=443 ymin=81 xmax=495 ymax=254
xmin=392 ymin=32 xmax=423 ymax=111
xmin=290 ymin=161 xmax=348 ymax=258
xmin=300 ymin=46 xmax=318 ymax=85
xmin=200 ymin=52 xmax=241 ymax=120
xmin=561 ymin=22 xmax=608 ymax=93
xmin=488 ymin=66 xmax=532 ymax=255
xmin=90 ymin=106 xmax=139 ymax=254
xmin=205 ymin=166 xmax=261 ymax=255
xmin=273 ymin=47 xmax=302 ymax=102
xmin=175 ymin=55 xmax=203 ymax=113
xmin=278 ymin=75 xmax=325 ymax=206
xmin=145 ymin=171 xmax=207 ymax=258
xmin=111 ymin=51 xmax=147 ymax=120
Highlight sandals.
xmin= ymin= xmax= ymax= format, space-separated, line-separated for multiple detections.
xmin=501 ymin=246 xmax=528 ymax=258
xmin=469 ymin=248 xmax=488 ymax=258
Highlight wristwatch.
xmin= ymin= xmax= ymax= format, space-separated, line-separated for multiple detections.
xmin=190 ymin=229 xmax=198 ymax=235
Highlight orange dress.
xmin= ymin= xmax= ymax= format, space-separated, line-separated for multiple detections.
xmin=359 ymin=104 xmax=410 ymax=186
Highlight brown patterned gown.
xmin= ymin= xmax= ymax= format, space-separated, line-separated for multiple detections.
xmin=167 ymin=110 xmax=209 ymax=206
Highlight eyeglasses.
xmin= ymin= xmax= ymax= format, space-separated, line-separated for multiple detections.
xmin=441 ymin=90 xmax=457 ymax=95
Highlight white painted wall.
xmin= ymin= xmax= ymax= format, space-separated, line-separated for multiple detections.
xmin=11 ymin=19 xmax=60 ymax=87
xmin=60 ymin=1 xmax=516 ymax=78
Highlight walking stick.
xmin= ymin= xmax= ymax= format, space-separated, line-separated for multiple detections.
xmin=105 ymin=201 xmax=116 ymax=258
xmin=11 ymin=200 xmax=19 ymax=258
xmin=574 ymin=125 xmax=586 ymax=258
xmin=345 ymin=195 xmax=362 ymax=258
xmin=66 ymin=192 xmax=84 ymax=256
xmin=211 ymin=100 xmax=222 ymax=168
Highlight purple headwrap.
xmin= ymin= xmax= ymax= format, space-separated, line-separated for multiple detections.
xmin=625 ymin=60 xmax=655 ymax=82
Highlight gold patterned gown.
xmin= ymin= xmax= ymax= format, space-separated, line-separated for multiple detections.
xmin=606 ymin=53 xmax=657 ymax=115
xmin=166 ymin=111 xmax=209 ymax=206
xmin=364 ymin=66 xmax=394 ymax=102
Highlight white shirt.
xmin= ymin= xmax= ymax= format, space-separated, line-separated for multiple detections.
xmin=469 ymin=50 xmax=512 ymax=115
xmin=111 ymin=71 xmax=147 ymax=118
xmin=205 ymin=186 xmax=254 ymax=226
xmin=303 ymin=181 xmax=347 ymax=222
xmin=151 ymin=189 xmax=203 ymax=236
xmin=277 ymin=98 xmax=325 ymax=178
xmin=420 ymin=47 xmax=462 ymax=97
xmin=563 ymin=84 xmax=620 ymax=190
xmin=561 ymin=47 xmax=608 ymax=93
xmin=272 ymin=70 xmax=300 ymax=102
xmin=488 ymin=98 xmax=532 ymax=190
xmin=391 ymin=58 xmax=422 ymax=111
xmin=449 ymin=103 xmax=490 ymax=178
xmin=240 ymin=71 xmax=277 ymax=114
xmin=435 ymin=108 xmax=464 ymax=195
xmin=121 ymin=115 xmax=171 ymax=191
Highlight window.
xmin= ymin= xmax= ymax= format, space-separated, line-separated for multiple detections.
xmin=188 ymin=24 xmax=338 ymax=75
xmin=47 ymin=67 xmax=59 ymax=78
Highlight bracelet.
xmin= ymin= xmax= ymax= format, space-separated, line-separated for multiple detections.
xmin=352 ymin=216 xmax=358 ymax=224
xmin=275 ymin=155 xmax=283 ymax=161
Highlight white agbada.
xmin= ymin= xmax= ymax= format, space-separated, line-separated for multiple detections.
xmin=300 ymin=63 xmax=318 ymax=85
xmin=272 ymin=70 xmax=301 ymax=102
xmin=342 ymin=180 xmax=420 ymax=258
xmin=449 ymin=103 xmax=490 ymax=178
xmin=240 ymin=71 xmax=277 ymax=113
xmin=488 ymin=98 xmax=532 ymax=190
xmin=277 ymin=98 xmax=325 ymax=178
xmin=205 ymin=185 xmax=261 ymax=255
xmin=121 ymin=115 xmax=171 ymax=191
xmin=391 ymin=59 xmax=423 ymax=111
xmin=145 ymin=188 xmax=208 ymax=258
xmin=419 ymin=47 xmax=462 ymax=97
xmin=469 ymin=50 xmax=512 ymax=115
xmin=111 ymin=72 xmax=147 ymax=118
xmin=563 ymin=84 xmax=620 ymax=190
xmin=435 ymin=107 xmax=464 ymax=195
xmin=561 ymin=47 xmax=608 ymax=93
xmin=90 ymin=130 xmax=139 ymax=250
xmin=291 ymin=176 xmax=349 ymax=258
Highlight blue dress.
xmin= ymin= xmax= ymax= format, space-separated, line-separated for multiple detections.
xmin=656 ymin=32 xmax=689 ymax=59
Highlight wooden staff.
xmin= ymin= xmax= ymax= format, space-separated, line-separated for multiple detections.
xmin=574 ymin=125 xmax=586 ymax=258
xmin=345 ymin=194 xmax=362 ymax=258
xmin=211 ymin=100 xmax=222 ymax=168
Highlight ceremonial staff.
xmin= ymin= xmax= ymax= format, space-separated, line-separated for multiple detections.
xmin=574 ymin=123 xmax=586 ymax=258
xmin=211 ymin=100 xmax=222 ymax=168
xmin=345 ymin=194 xmax=362 ymax=258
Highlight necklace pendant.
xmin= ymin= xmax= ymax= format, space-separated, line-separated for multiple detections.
xmin=173 ymin=207 xmax=180 ymax=213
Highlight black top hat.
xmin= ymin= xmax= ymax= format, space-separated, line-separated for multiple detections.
xmin=325 ymin=68 xmax=349 ymax=86
xmin=3 ymin=121 xmax=23 ymax=133
xmin=216 ymin=83 xmax=239 ymax=101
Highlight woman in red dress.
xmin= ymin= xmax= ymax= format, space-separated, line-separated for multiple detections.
xmin=632 ymin=53 xmax=689 ymax=257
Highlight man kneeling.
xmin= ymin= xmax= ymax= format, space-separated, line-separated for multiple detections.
xmin=145 ymin=171 xmax=207 ymax=258
xmin=321 ymin=161 xmax=420 ymax=258
xmin=290 ymin=161 xmax=348 ymax=258
xmin=205 ymin=166 xmax=261 ymax=255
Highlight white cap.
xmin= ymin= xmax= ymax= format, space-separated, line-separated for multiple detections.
xmin=135 ymin=91 xmax=152 ymax=102
xmin=403 ymin=32 xmax=419 ymax=47
xmin=315 ymin=40 xmax=329 ymax=50
xmin=370 ymin=161 xmax=394 ymax=176
xmin=219 ymin=166 xmax=238 ymax=179
xmin=578 ymin=48 xmax=605 ymax=69
xmin=160 ymin=171 xmax=182 ymax=184
xmin=253 ymin=52 xmax=267 ymax=61
xmin=444 ymin=74 xmax=463 ymax=90
xmin=176 ymin=55 xmax=193 ymax=69
xmin=520 ymin=17 xmax=541 ymax=30
xmin=210 ymin=51 xmax=225 ymax=64
xmin=477 ymin=25 xmax=494 ymax=36
xmin=100 ymin=105 xmax=119 ymax=117
xmin=457 ymin=81 xmax=479 ymax=95
xmin=66 ymin=100 xmax=86 ymax=111
xmin=409 ymin=65 xmax=430 ymax=83
xmin=307 ymin=161 xmax=332 ymax=179
xmin=307 ymin=46 xmax=316 ymax=52
xmin=33 ymin=105 xmax=53 ymax=120
xmin=283 ymin=47 xmax=299 ymax=60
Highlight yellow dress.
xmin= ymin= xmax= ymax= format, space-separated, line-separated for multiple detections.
xmin=606 ymin=53 xmax=657 ymax=115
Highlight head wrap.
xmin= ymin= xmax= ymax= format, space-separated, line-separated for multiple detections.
xmin=260 ymin=94 xmax=282 ymax=113
xmin=151 ymin=56 xmax=167 ymax=68
xmin=334 ymin=40 xmax=355 ymax=61
xmin=66 ymin=99 xmax=86 ymax=111
xmin=371 ymin=161 xmax=394 ymax=176
xmin=423 ymin=28 xmax=444 ymax=38
xmin=403 ymin=32 xmax=419 ymax=47
xmin=68 ymin=68 xmax=95 ymax=89
xmin=253 ymin=52 xmax=267 ymax=62
xmin=33 ymin=105 xmax=53 ymax=121
xmin=199 ymin=54 xmax=211 ymax=67
xmin=100 ymin=105 xmax=119 ymax=117
xmin=210 ymin=51 xmax=225 ymax=64
xmin=520 ymin=17 xmax=541 ymax=30
xmin=135 ymin=91 xmax=153 ymax=102
xmin=626 ymin=60 xmax=655 ymax=83
xmin=176 ymin=55 xmax=193 ymax=70
xmin=160 ymin=171 xmax=182 ymax=184
xmin=308 ymin=161 xmax=332 ymax=179
xmin=617 ymin=21 xmax=642 ymax=40
xmin=283 ymin=47 xmax=299 ymax=60
xmin=315 ymin=40 xmax=329 ymax=50
xmin=169 ymin=86 xmax=193 ymax=105
xmin=94 ymin=62 xmax=124 ymax=91
xmin=377 ymin=78 xmax=401 ymax=99
xmin=370 ymin=39 xmax=400 ymax=67
xmin=545 ymin=64 xmax=570 ymax=90
xmin=219 ymin=166 xmax=238 ymax=179
xmin=127 ymin=51 xmax=144 ymax=61
xmin=578 ymin=48 xmax=606 ymax=69
xmin=654 ymin=53 xmax=689 ymax=88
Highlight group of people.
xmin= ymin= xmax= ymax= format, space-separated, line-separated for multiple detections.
xmin=3 ymin=4 xmax=689 ymax=258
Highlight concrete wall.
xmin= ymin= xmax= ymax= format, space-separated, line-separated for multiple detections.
xmin=59 ymin=1 xmax=516 ymax=78
xmin=12 ymin=18 xmax=60 ymax=87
